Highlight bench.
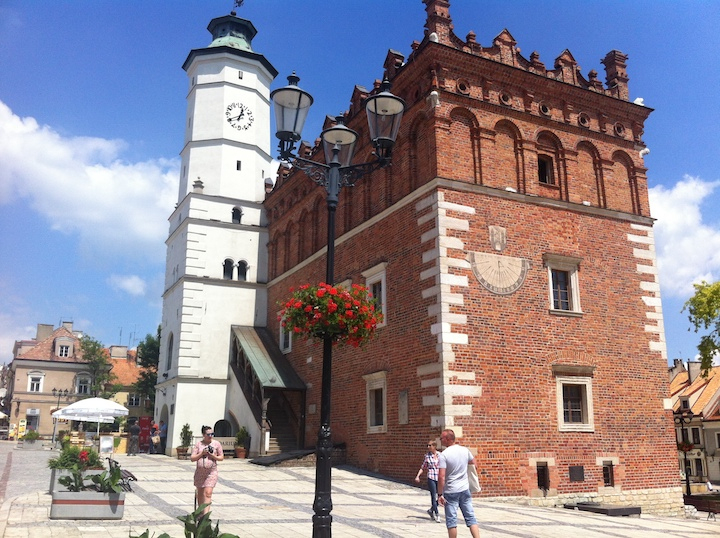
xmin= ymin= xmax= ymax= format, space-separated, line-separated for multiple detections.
xmin=684 ymin=495 xmax=719 ymax=520
xmin=107 ymin=458 xmax=137 ymax=492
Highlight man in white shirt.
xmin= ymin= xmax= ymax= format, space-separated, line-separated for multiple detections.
xmin=437 ymin=429 xmax=481 ymax=538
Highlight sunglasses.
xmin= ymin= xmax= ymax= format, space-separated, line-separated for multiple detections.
xmin=205 ymin=432 xmax=215 ymax=436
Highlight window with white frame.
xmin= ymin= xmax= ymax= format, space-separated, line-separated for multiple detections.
xmin=279 ymin=313 xmax=292 ymax=354
xmin=28 ymin=372 xmax=44 ymax=392
xmin=555 ymin=375 xmax=594 ymax=432
xmin=543 ymin=254 xmax=582 ymax=314
xmin=128 ymin=393 xmax=141 ymax=406
xmin=362 ymin=262 xmax=387 ymax=327
xmin=58 ymin=345 xmax=70 ymax=357
xmin=77 ymin=376 xmax=91 ymax=395
xmin=363 ymin=371 xmax=387 ymax=433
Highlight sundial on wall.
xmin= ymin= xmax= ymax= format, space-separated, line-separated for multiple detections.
xmin=466 ymin=225 xmax=529 ymax=295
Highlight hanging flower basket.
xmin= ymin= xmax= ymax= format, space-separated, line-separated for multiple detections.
xmin=677 ymin=441 xmax=694 ymax=453
xmin=280 ymin=283 xmax=383 ymax=347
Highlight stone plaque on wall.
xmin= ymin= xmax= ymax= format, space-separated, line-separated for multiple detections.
xmin=398 ymin=390 xmax=409 ymax=425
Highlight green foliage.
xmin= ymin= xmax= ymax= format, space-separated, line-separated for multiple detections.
xmin=48 ymin=445 xmax=102 ymax=470
xmin=129 ymin=503 xmax=238 ymax=538
xmin=23 ymin=429 xmax=41 ymax=441
xmin=235 ymin=427 xmax=248 ymax=446
xmin=682 ymin=280 xmax=720 ymax=376
xmin=180 ymin=423 xmax=193 ymax=448
xmin=135 ymin=326 xmax=161 ymax=407
xmin=79 ymin=334 xmax=116 ymax=396
xmin=88 ymin=464 xmax=122 ymax=493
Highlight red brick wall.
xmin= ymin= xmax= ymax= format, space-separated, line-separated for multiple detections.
xmin=264 ymin=12 xmax=674 ymax=499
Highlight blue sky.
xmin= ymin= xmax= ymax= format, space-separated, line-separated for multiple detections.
xmin=1 ymin=0 xmax=719 ymax=365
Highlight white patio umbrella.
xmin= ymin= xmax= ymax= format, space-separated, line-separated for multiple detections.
xmin=53 ymin=397 xmax=129 ymax=436
xmin=0 ymin=411 xmax=8 ymax=419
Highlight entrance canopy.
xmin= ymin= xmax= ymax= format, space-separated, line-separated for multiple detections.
xmin=231 ymin=326 xmax=306 ymax=390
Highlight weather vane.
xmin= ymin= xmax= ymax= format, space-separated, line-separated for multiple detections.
xmin=230 ymin=0 xmax=243 ymax=16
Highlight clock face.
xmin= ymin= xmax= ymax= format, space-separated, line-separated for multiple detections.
xmin=225 ymin=102 xmax=254 ymax=131
xmin=467 ymin=251 xmax=530 ymax=295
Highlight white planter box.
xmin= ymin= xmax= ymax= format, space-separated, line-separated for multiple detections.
xmin=49 ymin=491 xmax=125 ymax=520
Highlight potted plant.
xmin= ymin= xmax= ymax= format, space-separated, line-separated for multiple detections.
xmin=48 ymin=447 xmax=125 ymax=520
xmin=21 ymin=429 xmax=41 ymax=448
xmin=48 ymin=445 xmax=104 ymax=493
xmin=234 ymin=427 xmax=249 ymax=458
xmin=280 ymin=283 xmax=383 ymax=347
xmin=177 ymin=423 xmax=193 ymax=459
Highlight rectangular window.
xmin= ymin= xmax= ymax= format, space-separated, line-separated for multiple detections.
xmin=681 ymin=428 xmax=689 ymax=443
xmin=538 ymin=155 xmax=555 ymax=185
xmin=543 ymin=254 xmax=582 ymax=315
xmin=602 ymin=462 xmax=615 ymax=487
xmin=551 ymin=270 xmax=571 ymax=310
xmin=77 ymin=378 xmax=90 ymax=395
xmin=279 ymin=313 xmax=292 ymax=354
xmin=555 ymin=376 xmax=594 ymax=432
xmin=363 ymin=371 xmax=387 ymax=433
xmin=695 ymin=458 xmax=704 ymax=477
xmin=128 ymin=394 xmax=140 ymax=406
xmin=29 ymin=376 xmax=41 ymax=392
xmin=563 ymin=385 xmax=583 ymax=423
xmin=362 ymin=262 xmax=388 ymax=328
xmin=58 ymin=345 xmax=69 ymax=357
xmin=692 ymin=427 xmax=701 ymax=445
xmin=236 ymin=160 xmax=242 ymax=171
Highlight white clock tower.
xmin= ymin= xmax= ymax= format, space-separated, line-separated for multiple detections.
xmin=157 ymin=10 xmax=278 ymax=453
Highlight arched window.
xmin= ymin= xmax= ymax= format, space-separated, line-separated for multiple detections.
xmin=223 ymin=259 xmax=234 ymax=279
xmin=166 ymin=333 xmax=174 ymax=371
xmin=231 ymin=207 xmax=242 ymax=224
xmin=237 ymin=261 xmax=248 ymax=281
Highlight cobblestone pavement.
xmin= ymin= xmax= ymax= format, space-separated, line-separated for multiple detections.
xmin=0 ymin=442 xmax=717 ymax=537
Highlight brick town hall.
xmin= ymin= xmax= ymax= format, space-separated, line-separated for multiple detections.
xmin=155 ymin=0 xmax=682 ymax=514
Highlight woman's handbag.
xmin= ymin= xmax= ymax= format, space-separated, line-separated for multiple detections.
xmin=467 ymin=463 xmax=481 ymax=493
xmin=152 ymin=434 xmax=161 ymax=445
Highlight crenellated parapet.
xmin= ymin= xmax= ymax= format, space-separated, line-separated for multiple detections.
xmin=418 ymin=0 xmax=631 ymax=102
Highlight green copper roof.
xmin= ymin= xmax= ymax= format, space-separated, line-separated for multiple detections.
xmin=207 ymin=14 xmax=257 ymax=52
xmin=231 ymin=326 xmax=306 ymax=390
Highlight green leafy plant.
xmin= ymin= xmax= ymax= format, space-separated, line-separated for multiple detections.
xmin=23 ymin=429 xmax=41 ymax=441
xmin=50 ymin=446 xmax=121 ymax=493
xmin=280 ymin=282 xmax=382 ymax=347
xmin=234 ymin=427 xmax=248 ymax=447
xmin=48 ymin=445 xmax=103 ymax=470
xmin=678 ymin=441 xmax=694 ymax=453
xmin=180 ymin=423 xmax=193 ymax=448
xmin=129 ymin=503 xmax=238 ymax=538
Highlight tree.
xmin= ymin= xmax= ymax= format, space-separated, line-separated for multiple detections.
xmin=682 ymin=280 xmax=720 ymax=376
xmin=78 ymin=335 xmax=116 ymax=397
xmin=134 ymin=326 xmax=160 ymax=406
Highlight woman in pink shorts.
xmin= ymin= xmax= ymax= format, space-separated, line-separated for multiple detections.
xmin=190 ymin=425 xmax=224 ymax=518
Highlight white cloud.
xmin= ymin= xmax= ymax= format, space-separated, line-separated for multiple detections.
xmin=649 ymin=175 xmax=720 ymax=298
xmin=0 ymin=100 xmax=178 ymax=264
xmin=107 ymin=274 xmax=147 ymax=297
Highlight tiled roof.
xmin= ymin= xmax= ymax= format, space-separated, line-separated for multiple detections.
xmin=672 ymin=365 xmax=720 ymax=416
xmin=16 ymin=327 xmax=85 ymax=363
xmin=111 ymin=351 xmax=142 ymax=387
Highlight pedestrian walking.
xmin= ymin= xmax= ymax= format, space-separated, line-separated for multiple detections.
xmin=415 ymin=440 xmax=441 ymax=522
xmin=190 ymin=425 xmax=224 ymax=519
xmin=437 ymin=429 xmax=480 ymax=538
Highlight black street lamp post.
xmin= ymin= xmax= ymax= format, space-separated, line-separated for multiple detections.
xmin=271 ymin=73 xmax=404 ymax=537
xmin=51 ymin=388 xmax=69 ymax=446
xmin=674 ymin=410 xmax=694 ymax=496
